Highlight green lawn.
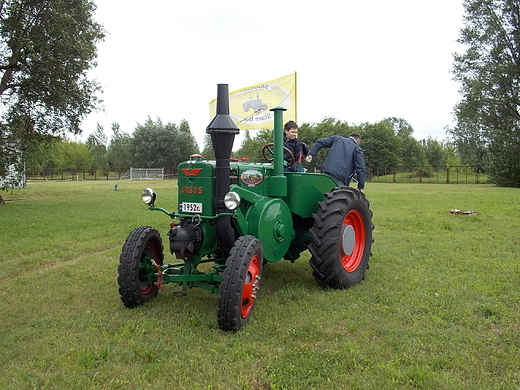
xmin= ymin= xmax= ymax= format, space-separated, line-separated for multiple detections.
xmin=1 ymin=181 xmax=519 ymax=389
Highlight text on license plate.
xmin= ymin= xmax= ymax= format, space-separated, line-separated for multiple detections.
xmin=181 ymin=202 xmax=203 ymax=213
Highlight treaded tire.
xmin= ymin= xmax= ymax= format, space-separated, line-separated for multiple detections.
xmin=309 ymin=187 xmax=373 ymax=289
xmin=118 ymin=226 xmax=164 ymax=308
xmin=217 ymin=235 xmax=263 ymax=331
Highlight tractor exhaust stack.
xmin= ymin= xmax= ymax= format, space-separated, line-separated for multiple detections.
xmin=206 ymin=84 xmax=239 ymax=249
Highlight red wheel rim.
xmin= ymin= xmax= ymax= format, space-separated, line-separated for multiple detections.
xmin=140 ymin=242 xmax=157 ymax=294
xmin=241 ymin=254 xmax=261 ymax=318
xmin=339 ymin=209 xmax=366 ymax=273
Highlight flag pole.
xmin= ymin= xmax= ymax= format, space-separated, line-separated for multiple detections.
xmin=294 ymin=71 xmax=298 ymax=124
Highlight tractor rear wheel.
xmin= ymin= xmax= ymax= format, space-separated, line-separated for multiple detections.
xmin=309 ymin=187 xmax=373 ymax=289
xmin=118 ymin=226 xmax=164 ymax=307
xmin=217 ymin=235 xmax=263 ymax=331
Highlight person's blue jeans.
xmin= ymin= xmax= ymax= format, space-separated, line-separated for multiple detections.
xmin=323 ymin=171 xmax=346 ymax=186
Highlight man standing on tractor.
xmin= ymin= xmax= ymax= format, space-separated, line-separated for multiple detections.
xmin=305 ymin=133 xmax=366 ymax=192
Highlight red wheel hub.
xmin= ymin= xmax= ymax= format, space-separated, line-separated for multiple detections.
xmin=241 ymin=254 xmax=261 ymax=318
xmin=339 ymin=209 xmax=366 ymax=272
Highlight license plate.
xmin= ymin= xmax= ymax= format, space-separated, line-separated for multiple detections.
xmin=181 ymin=202 xmax=203 ymax=213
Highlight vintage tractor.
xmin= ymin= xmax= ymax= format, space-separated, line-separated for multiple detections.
xmin=118 ymin=84 xmax=374 ymax=331
xmin=242 ymin=92 xmax=268 ymax=113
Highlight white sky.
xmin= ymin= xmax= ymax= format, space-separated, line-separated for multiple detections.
xmin=80 ymin=0 xmax=465 ymax=150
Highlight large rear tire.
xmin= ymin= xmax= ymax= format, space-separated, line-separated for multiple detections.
xmin=118 ymin=226 xmax=164 ymax=307
xmin=217 ymin=235 xmax=263 ymax=331
xmin=309 ymin=187 xmax=373 ymax=288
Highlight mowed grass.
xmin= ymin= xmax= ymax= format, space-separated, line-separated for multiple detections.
xmin=0 ymin=181 xmax=519 ymax=389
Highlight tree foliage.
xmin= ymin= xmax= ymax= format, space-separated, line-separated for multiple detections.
xmin=0 ymin=0 xmax=104 ymax=187
xmin=233 ymin=117 xmax=452 ymax=175
xmin=423 ymin=137 xmax=447 ymax=167
xmin=384 ymin=117 xmax=426 ymax=166
xmin=451 ymin=0 xmax=520 ymax=186
xmin=201 ymin=133 xmax=216 ymax=160
xmin=107 ymin=123 xmax=131 ymax=173
xmin=357 ymin=121 xmax=401 ymax=168
xmin=128 ymin=117 xmax=199 ymax=174
xmin=86 ymin=124 xmax=108 ymax=172
xmin=54 ymin=140 xmax=93 ymax=171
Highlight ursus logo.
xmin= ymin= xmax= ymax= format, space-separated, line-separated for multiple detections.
xmin=181 ymin=168 xmax=202 ymax=177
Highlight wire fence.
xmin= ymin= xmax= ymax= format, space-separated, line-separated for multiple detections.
xmin=26 ymin=166 xmax=487 ymax=185
xmin=368 ymin=166 xmax=486 ymax=184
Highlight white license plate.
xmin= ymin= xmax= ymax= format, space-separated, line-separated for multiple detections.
xmin=181 ymin=202 xmax=203 ymax=213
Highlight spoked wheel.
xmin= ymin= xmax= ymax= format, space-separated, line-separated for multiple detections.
xmin=261 ymin=143 xmax=295 ymax=165
xmin=309 ymin=187 xmax=373 ymax=288
xmin=118 ymin=226 xmax=164 ymax=307
xmin=217 ymin=235 xmax=263 ymax=331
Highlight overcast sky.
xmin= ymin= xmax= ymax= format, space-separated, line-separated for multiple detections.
xmin=81 ymin=0 xmax=466 ymax=149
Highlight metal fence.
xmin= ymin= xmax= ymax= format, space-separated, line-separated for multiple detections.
xmin=368 ymin=166 xmax=486 ymax=184
xmin=26 ymin=166 xmax=487 ymax=184
xmin=27 ymin=169 xmax=127 ymax=181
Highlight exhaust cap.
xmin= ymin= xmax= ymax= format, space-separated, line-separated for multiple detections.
xmin=206 ymin=84 xmax=239 ymax=134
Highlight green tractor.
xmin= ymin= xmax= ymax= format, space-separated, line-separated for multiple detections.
xmin=118 ymin=84 xmax=374 ymax=331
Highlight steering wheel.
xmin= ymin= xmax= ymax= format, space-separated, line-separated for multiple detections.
xmin=261 ymin=143 xmax=295 ymax=165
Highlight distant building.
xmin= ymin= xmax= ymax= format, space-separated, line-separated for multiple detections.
xmin=1 ymin=141 xmax=26 ymax=188
xmin=0 ymin=162 xmax=26 ymax=188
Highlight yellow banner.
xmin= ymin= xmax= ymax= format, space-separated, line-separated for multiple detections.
xmin=208 ymin=72 xmax=297 ymax=130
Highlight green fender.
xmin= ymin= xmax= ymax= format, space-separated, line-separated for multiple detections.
xmin=230 ymin=185 xmax=293 ymax=263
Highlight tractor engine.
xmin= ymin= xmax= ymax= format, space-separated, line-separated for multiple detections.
xmin=168 ymin=84 xmax=239 ymax=259
xmin=168 ymin=219 xmax=203 ymax=259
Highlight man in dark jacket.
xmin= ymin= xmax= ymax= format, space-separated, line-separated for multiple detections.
xmin=305 ymin=133 xmax=366 ymax=191
xmin=283 ymin=120 xmax=308 ymax=172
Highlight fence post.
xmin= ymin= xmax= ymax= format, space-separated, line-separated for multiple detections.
xmin=446 ymin=167 xmax=450 ymax=184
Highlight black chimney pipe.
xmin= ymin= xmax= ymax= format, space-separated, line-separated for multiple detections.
xmin=206 ymin=84 xmax=239 ymax=249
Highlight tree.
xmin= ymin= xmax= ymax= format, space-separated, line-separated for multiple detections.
xmin=24 ymin=135 xmax=60 ymax=174
xmin=234 ymin=130 xmax=265 ymax=162
xmin=423 ymin=137 xmax=447 ymax=167
xmin=451 ymin=0 xmax=520 ymax=186
xmin=383 ymin=117 xmax=426 ymax=166
xmin=108 ymin=123 xmax=131 ymax=173
xmin=201 ymin=133 xmax=216 ymax=160
xmin=129 ymin=117 xmax=198 ymax=174
xmin=0 ymin=0 xmax=105 ymax=187
xmin=448 ymin=122 xmax=487 ymax=167
xmin=86 ymin=124 xmax=108 ymax=173
xmin=358 ymin=121 xmax=401 ymax=170
xmin=54 ymin=140 xmax=94 ymax=172
xmin=176 ymin=118 xmax=200 ymax=168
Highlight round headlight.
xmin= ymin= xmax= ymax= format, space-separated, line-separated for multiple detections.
xmin=224 ymin=191 xmax=240 ymax=211
xmin=141 ymin=188 xmax=156 ymax=205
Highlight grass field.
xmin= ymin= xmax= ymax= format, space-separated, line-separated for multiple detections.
xmin=1 ymin=180 xmax=519 ymax=389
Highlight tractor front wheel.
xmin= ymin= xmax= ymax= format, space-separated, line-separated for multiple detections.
xmin=118 ymin=226 xmax=164 ymax=307
xmin=217 ymin=235 xmax=263 ymax=331
xmin=309 ymin=187 xmax=373 ymax=289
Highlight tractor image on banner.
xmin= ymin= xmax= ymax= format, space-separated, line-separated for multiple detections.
xmin=118 ymin=83 xmax=374 ymax=331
